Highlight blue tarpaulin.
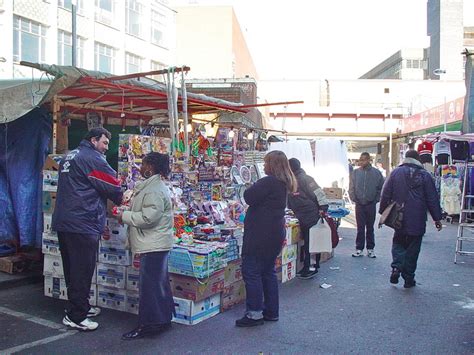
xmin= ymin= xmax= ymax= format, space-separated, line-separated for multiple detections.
xmin=0 ymin=107 xmax=51 ymax=248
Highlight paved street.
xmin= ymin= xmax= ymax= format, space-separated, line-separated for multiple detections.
xmin=1 ymin=220 xmax=474 ymax=354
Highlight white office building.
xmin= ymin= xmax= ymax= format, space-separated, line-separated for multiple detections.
xmin=0 ymin=0 xmax=177 ymax=79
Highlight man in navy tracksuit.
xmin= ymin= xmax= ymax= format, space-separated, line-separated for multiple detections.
xmin=379 ymin=150 xmax=442 ymax=288
xmin=52 ymin=128 xmax=122 ymax=331
xmin=349 ymin=152 xmax=385 ymax=258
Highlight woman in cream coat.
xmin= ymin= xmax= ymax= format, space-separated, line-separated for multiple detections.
xmin=116 ymin=152 xmax=174 ymax=340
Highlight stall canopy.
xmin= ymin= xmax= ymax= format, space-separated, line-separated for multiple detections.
xmin=1 ymin=62 xmax=250 ymax=125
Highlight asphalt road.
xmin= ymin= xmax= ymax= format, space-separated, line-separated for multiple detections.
xmin=1 ymin=220 xmax=473 ymax=354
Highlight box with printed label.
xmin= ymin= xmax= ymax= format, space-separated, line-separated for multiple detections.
xmin=323 ymin=187 xmax=343 ymax=199
xmin=97 ymin=285 xmax=127 ymax=312
xmin=44 ymin=276 xmax=97 ymax=306
xmin=43 ymin=254 xmax=64 ymax=278
xmin=43 ymin=170 xmax=59 ymax=192
xmin=43 ymin=214 xmax=53 ymax=234
xmin=96 ymin=263 xmax=126 ymax=289
xmin=101 ymin=218 xmax=128 ymax=247
xmin=98 ymin=243 xmax=131 ymax=266
xmin=42 ymin=191 xmax=57 ymax=214
xmin=220 ymin=280 xmax=246 ymax=312
xmin=284 ymin=225 xmax=301 ymax=246
xmin=281 ymin=261 xmax=296 ymax=283
xmin=280 ymin=243 xmax=297 ymax=265
xmin=42 ymin=236 xmax=61 ymax=256
xmin=43 ymin=231 xmax=58 ymax=242
xmin=223 ymin=259 xmax=242 ymax=287
xmin=126 ymin=290 xmax=140 ymax=314
xmin=44 ymin=255 xmax=97 ymax=283
xmin=169 ymin=269 xmax=225 ymax=302
xmin=126 ymin=265 xmax=140 ymax=291
xmin=172 ymin=294 xmax=220 ymax=325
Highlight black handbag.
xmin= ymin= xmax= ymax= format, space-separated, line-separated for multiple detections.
xmin=379 ymin=201 xmax=404 ymax=230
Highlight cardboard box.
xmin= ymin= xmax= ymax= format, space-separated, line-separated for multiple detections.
xmin=98 ymin=243 xmax=131 ymax=266
xmin=42 ymin=236 xmax=61 ymax=256
xmin=42 ymin=191 xmax=57 ymax=214
xmin=101 ymin=218 xmax=128 ymax=248
xmin=43 ymin=214 xmax=53 ymax=234
xmin=220 ymin=280 xmax=246 ymax=312
xmin=281 ymin=261 xmax=296 ymax=283
xmin=42 ymin=170 xmax=59 ymax=192
xmin=44 ymin=276 xmax=97 ymax=306
xmin=126 ymin=290 xmax=140 ymax=314
xmin=126 ymin=265 xmax=140 ymax=291
xmin=172 ymin=294 xmax=220 ymax=325
xmin=43 ymin=254 xmax=96 ymax=283
xmin=323 ymin=187 xmax=343 ymax=200
xmin=43 ymin=231 xmax=58 ymax=242
xmin=97 ymin=285 xmax=127 ymax=312
xmin=280 ymin=243 xmax=297 ymax=265
xmin=0 ymin=255 xmax=28 ymax=274
xmin=96 ymin=263 xmax=126 ymax=289
xmin=43 ymin=155 xmax=62 ymax=171
xmin=43 ymin=254 xmax=64 ymax=278
xmin=169 ymin=269 xmax=225 ymax=302
xmin=284 ymin=225 xmax=301 ymax=246
xmin=223 ymin=259 xmax=242 ymax=287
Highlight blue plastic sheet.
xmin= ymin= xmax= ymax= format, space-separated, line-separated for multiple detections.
xmin=0 ymin=107 xmax=51 ymax=247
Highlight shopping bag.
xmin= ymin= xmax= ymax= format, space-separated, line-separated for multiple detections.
xmin=309 ymin=219 xmax=332 ymax=253
xmin=379 ymin=201 xmax=404 ymax=230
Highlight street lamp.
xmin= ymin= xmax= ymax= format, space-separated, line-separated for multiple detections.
xmin=433 ymin=68 xmax=447 ymax=132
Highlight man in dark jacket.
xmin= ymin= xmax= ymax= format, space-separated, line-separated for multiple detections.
xmin=349 ymin=152 xmax=385 ymax=258
xmin=52 ymin=128 xmax=122 ymax=331
xmin=288 ymin=158 xmax=328 ymax=279
xmin=379 ymin=150 xmax=442 ymax=288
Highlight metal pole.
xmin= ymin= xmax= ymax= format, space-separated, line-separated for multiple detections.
xmin=444 ymin=95 xmax=447 ymax=132
xmin=72 ymin=1 xmax=77 ymax=67
xmin=389 ymin=110 xmax=393 ymax=171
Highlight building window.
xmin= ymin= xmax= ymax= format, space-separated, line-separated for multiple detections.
xmin=126 ymin=0 xmax=143 ymax=37
xmin=58 ymin=0 xmax=84 ymax=13
xmin=151 ymin=60 xmax=166 ymax=79
xmin=57 ymin=30 xmax=84 ymax=67
xmin=125 ymin=52 xmax=142 ymax=74
xmin=13 ymin=16 xmax=47 ymax=63
xmin=151 ymin=10 xmax=166 ymax=47
xmin=95 ymin=0 xmax=115 ymax=26
xmin=95 ymin=42 xmax=115 ymax=73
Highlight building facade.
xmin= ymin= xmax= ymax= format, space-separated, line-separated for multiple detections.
xmin=174 ymin=5 xmax=258 ymax=80
xmin=0 ymin=0 xmax=176 ymax=79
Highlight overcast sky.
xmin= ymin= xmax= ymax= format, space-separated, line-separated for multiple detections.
xmin=173 ymin=0 xmax=474 ymax=80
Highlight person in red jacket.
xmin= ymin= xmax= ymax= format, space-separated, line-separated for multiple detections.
xmin=53 ymin=127 xmax=122 ymax=331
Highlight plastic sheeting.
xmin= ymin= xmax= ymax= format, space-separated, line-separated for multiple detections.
xmin=0 ymin=107 xmax=51 ymax=247
xmin=314 ymin=139 xmax=349 ymax=189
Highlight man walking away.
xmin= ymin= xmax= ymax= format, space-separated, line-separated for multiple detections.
xmin=52 ymin=128 xmax=122 ymax=331
xmin=349 ymin=152 xmax=384 ymax=258
xmin=288 ymin=158 xmax=328 ymax=280
xmin=379 ymin=150 xmax=442 ymax=288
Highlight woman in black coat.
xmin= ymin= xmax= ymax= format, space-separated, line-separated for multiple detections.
xmin=235 ymin=151 xmax=297 ymax=327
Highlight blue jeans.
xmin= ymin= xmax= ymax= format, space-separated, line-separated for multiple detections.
xmin=391 ymin=232 xmax=423 ymax=282
xmin=355 ymin=202 xmax=376 ymax=250
xmin=242 ymin=255 xmax=279 ymax=320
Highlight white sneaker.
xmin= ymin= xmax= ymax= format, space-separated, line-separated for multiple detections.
xmin=367 ymin=249 xmax=376 ymax=258
xmin=87 ymin=306 xmax=101 ymax=317
xmin=352 ymin=250 xmax=363 ymax=257
xmin=63 ymin=315 xmax=99 ymax=331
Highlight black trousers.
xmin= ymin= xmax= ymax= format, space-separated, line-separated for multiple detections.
xmin=355 ymin=202 xmax=376 ymax=250
xmin=138 ymin=251 xmax=175 ymax=326
xmin=391 ymin=232 xmax=423 ymax=282
xmin=300 ymin=223 xmax=322 ymax=271
xmin=58 ymin=232 xmax=99 ymax=323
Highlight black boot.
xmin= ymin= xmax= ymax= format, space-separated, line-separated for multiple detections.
xmin=235 ymin=316 xmax=264 ymax=327
xmin=121 ymin=323 xmax=171 ymax=340
xmin=404 ymin=279 xmax=416 ymax=288
xmin=390 ymin=268 xmax=401 ymax=284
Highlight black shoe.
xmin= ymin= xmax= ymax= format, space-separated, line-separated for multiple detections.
xmin=297 ymin=269 xmax=318 ymax=280
xmin=235 ymin=316 xmax=264 ymax=327
xmin=121 ymin=323 xmax=171 ymax=340
xmin=390 ymin=268 xmax=401 ymax=284
xmin=404 ymin=280 xmax=416 ymax=289
xmin=263 ymin=315 xmax=279 ymax=322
